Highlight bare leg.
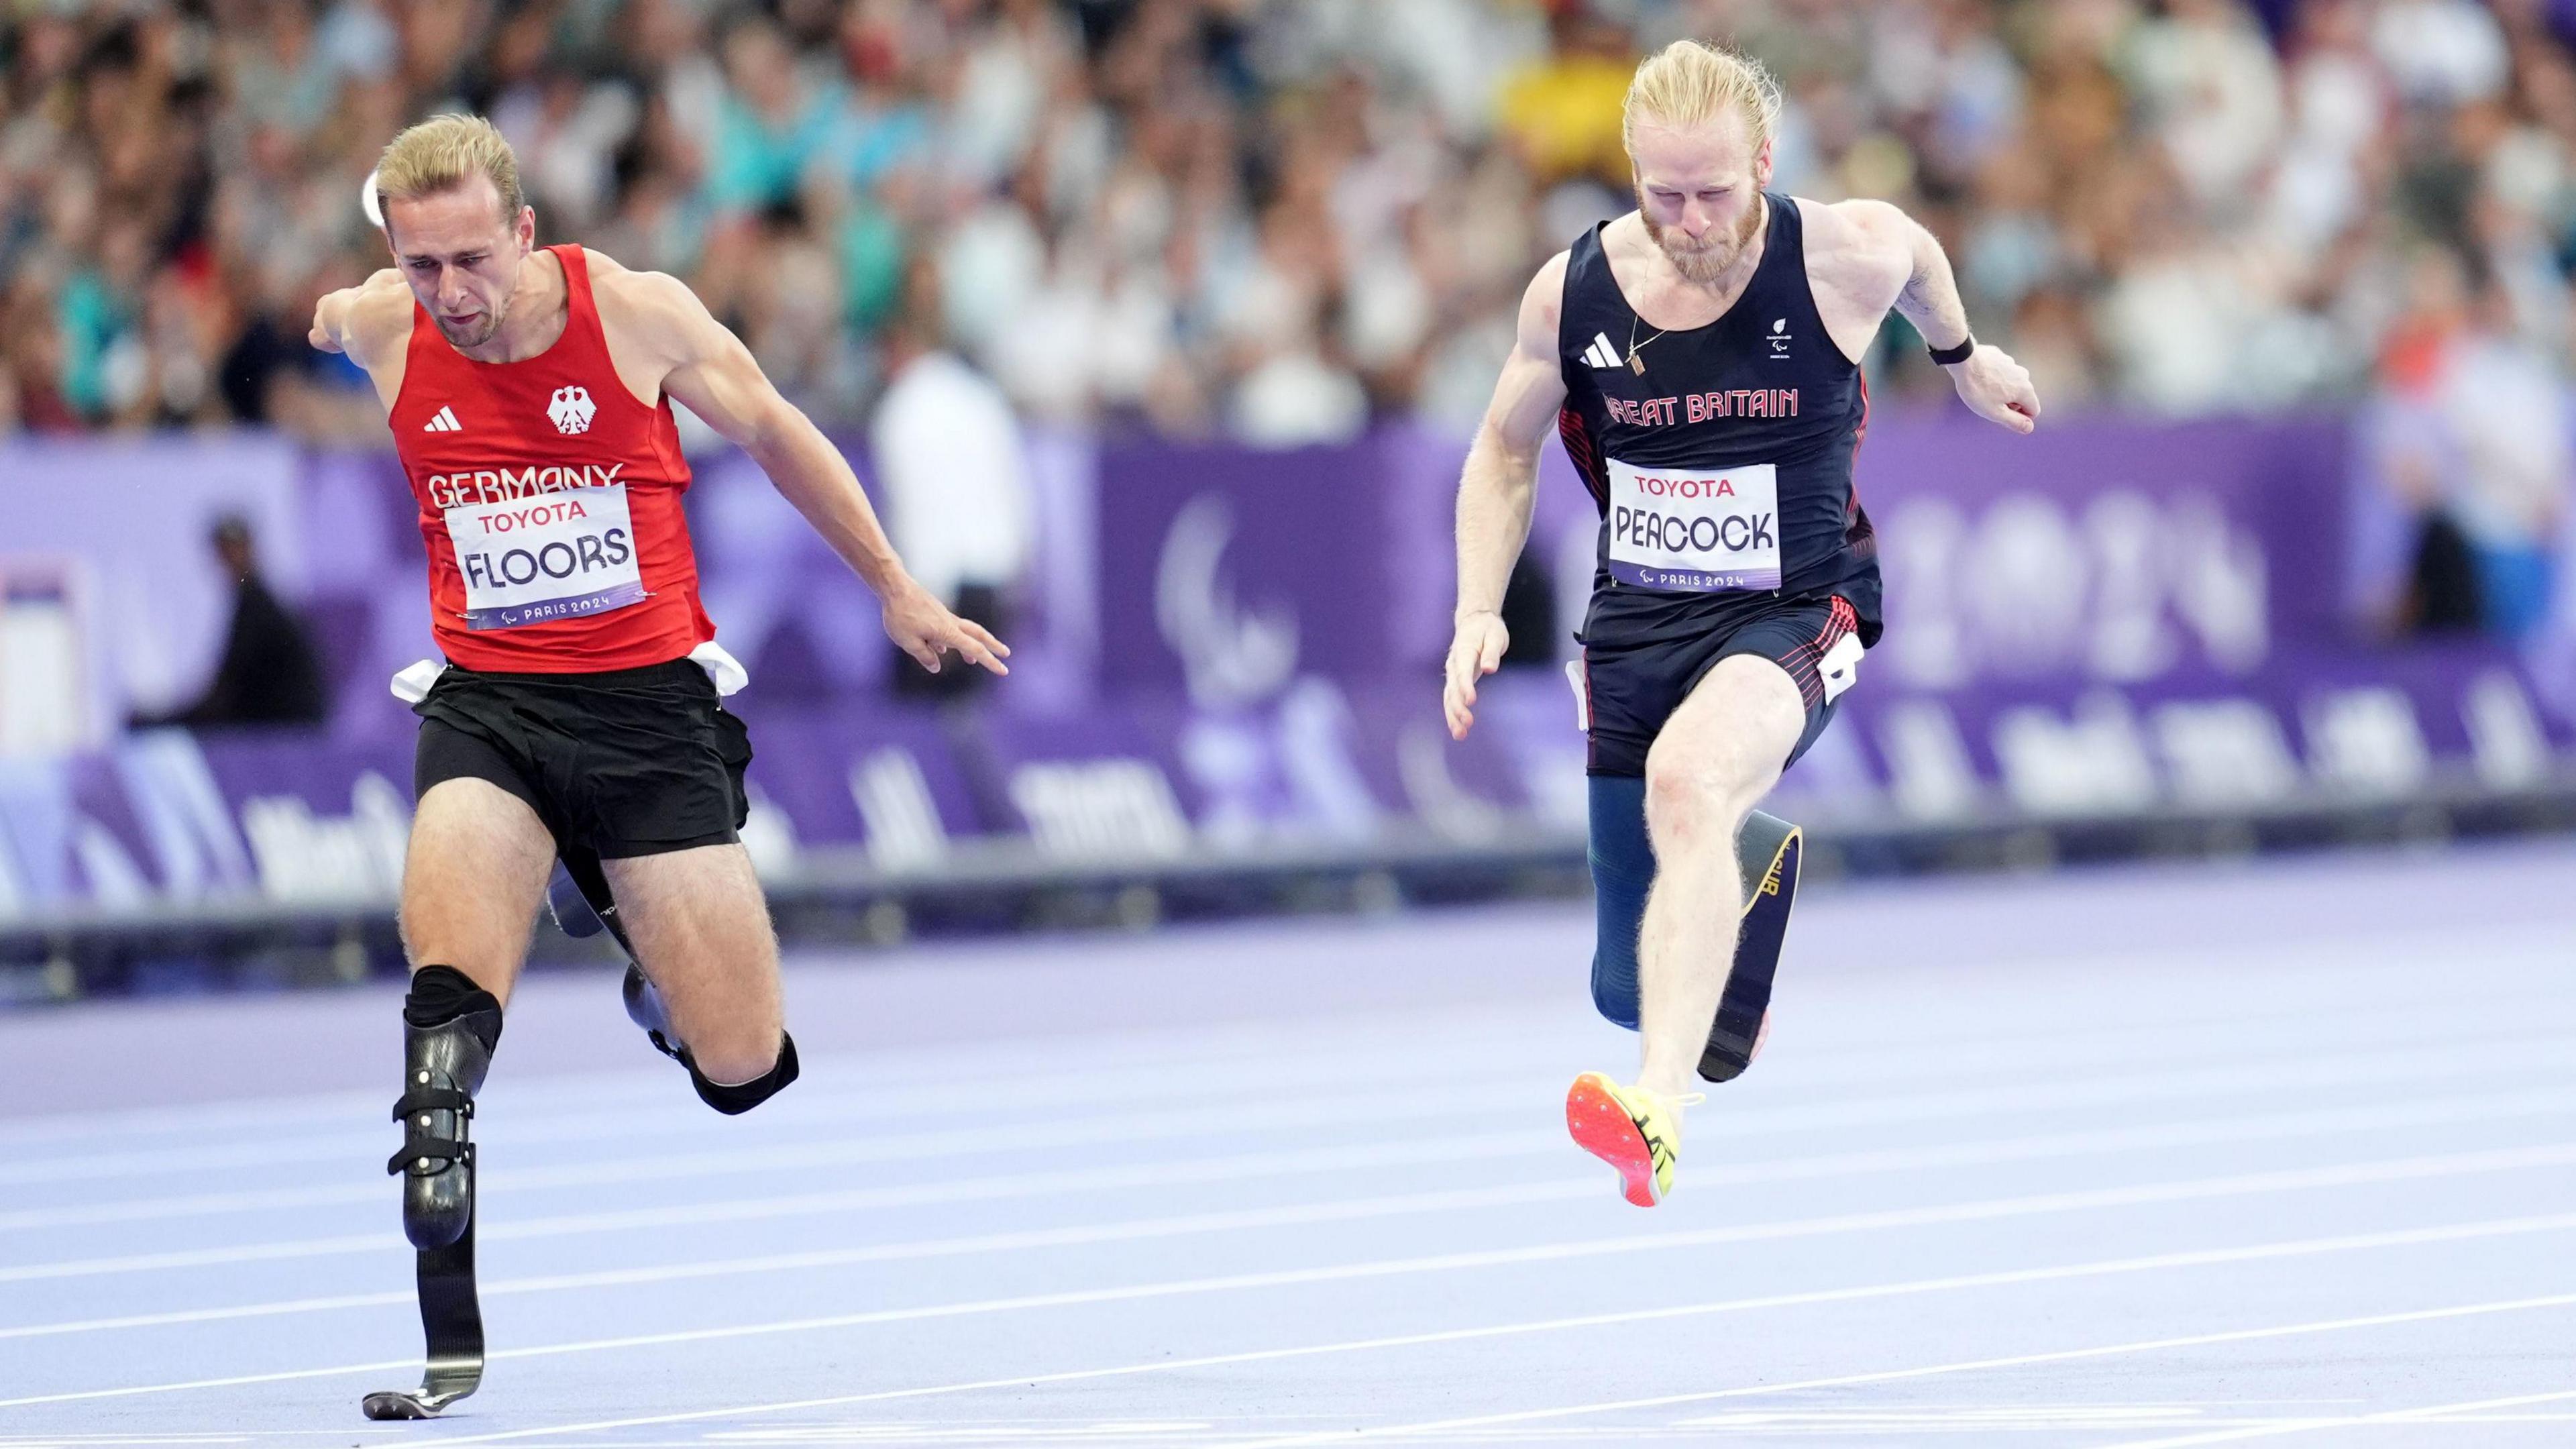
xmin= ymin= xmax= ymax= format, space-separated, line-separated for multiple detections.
xmin=602 ymin=843 xmax=783 ymax=1085
xmin=1633 ymin=654 xmax=1805 ymax=1103
xmin=399 ymin=779 xmax=556 ymax=996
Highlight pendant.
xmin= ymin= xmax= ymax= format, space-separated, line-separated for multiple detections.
xmin=1628 ymin=352 xmax=1646 ymax=376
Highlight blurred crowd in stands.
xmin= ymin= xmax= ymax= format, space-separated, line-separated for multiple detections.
xmin=2 ymin=1 xmax=2575 ymax=524
xmin=6 ymin=0 xmax=2576 ymax=433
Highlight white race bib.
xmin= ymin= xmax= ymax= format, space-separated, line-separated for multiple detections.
xmin=445 ymin=484 xmax=646 ymax=630
xmin=1605 ymin=458 xmax=1780 ymax=592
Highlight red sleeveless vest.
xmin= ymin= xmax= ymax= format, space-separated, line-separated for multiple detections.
xmin=390 ymin=244 xmax=714 ymax=673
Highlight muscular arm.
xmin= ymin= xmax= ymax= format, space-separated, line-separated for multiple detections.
xmin=308 ymin=270 xmax=413 ymax=404
xmin=1809 ymin=199 xmax=2039 ymax=434
xmin=605 ymin=265 xmax=1008 ymax=675
xmin=1847 ymin=200 xmax=1971 ymax=352
xmin=1445 ymin=254 xmax=1571 ymax=739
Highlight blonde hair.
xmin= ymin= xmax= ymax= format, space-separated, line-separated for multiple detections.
xmin=374 ymin=114 xmax=525 ymax=226
xmin=1621 ymin=40 xmax=1783 ymax=157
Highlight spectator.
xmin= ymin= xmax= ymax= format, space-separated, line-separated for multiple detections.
xmin=1497 ymin=5 xmax=1635 ymax=190
xmin=706 ymin=17 xmax=844 ymax=216
xmin=2375 ymin=250 xmax=2571 ymax=639
xmin=2435 ymin=280 xmax=2571 ymax=638
xmin=867 ymin=284 xmax=1033 ymax=700
xmin=132 ymin=515 xmax=328 ymax=729
xmin=2125 ymin=0 xmax=2286 ymax=216
xmin=0 ymin=0 xmax=2574 ymax=447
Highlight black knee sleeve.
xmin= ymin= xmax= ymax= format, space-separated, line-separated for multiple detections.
xmin=403 ymin=965 xmax=504 ymax=1049
xmin=683 ymin=1032 xmax=800 ymax=1115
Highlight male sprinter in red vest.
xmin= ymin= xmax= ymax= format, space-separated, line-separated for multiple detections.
xmin=310 ymin=114 xmax=1006 ymax=1417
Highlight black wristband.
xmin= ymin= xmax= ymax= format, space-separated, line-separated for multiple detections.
xmin=1928 ymin=334 xmax=1976 ymax=366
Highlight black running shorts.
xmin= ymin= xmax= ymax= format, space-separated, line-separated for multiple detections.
xmin=1577 ymin=592 xmax=1864 ymax=777
xmin=413 ymin=659 xmax=753 ymax=859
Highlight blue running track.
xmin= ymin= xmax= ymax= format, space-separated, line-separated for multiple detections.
xmin=3 ymin=841 xmax=2573 ymax=1446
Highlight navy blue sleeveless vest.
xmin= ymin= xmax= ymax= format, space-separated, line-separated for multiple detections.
xmin=1557 ymin=194 xmax=1881 ymax=647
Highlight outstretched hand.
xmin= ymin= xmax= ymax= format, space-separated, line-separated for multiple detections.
xmin=309 ymin=292 xmax=347 ymax=354
xmin=883 ymin=585 xmax=1011 ymax=678
xmin=1442 ymin=610 xmax=1511 ymax=739
xmin=1947 ymin=345 xmax=2040 ymax=434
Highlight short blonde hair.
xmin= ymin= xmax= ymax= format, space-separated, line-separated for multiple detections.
xmin=374 ymin=114 xmax=525 ymax=225
xmin=1621 ymin=40 xmax=1783 ymax=157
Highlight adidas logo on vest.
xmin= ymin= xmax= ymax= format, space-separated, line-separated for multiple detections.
xmin=422 ymin=405 xmax=463 ymax=433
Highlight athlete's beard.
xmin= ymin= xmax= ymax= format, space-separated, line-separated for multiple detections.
xmin=1640 ymin=195 xmax=1763 ymax=285
xmin=436 ymin=301 xmax=505 ymax=350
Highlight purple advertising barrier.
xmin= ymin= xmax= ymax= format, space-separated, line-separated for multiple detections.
xmin=1853 ymin=409 xmax=2349 ymax=696
xmin=969 ymin=693 xmax=1203 ymax=859
xmin=1140 ymin=411 xmax=2358 ymax=704
xmin=1469 ymin=667 xmax=1597 ymax=832
xmin=0 ymin=649 xmax=2561 ymax=924
xmin=1092 ymin=436 xmax=1401 ymax=702
xmin=968 ymin=680 xmax=1435 ymax=856
xmin=0 ymin=731 xmax=410 ymax=920
xmin=1336 ymin=677 xmax=1544 ymax=843
xmin=1 ymin=418 xmax=2568 ymax=928
xmin=0 ymin=733 xmax=276 ymax=912
xmin=1805 ymin=636 xmax=2565 ymax=823
xmin=189 ymin=732 xmax=415 ymax=904
xmin=743 ymin=706 xmax=991 ymax=869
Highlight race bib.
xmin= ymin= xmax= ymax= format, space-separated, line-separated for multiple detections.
xmin=445 ymin=484 xmax=646 ymax=630
xmin=1606 ymin=458 xmax=1780 ymax=592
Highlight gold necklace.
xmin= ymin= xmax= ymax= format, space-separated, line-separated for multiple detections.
xmin=1625 ymin=312 xmax=1669 ymax=375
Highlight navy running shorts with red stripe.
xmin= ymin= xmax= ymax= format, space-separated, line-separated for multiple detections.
xmin=1574 ymin=592 xmax=1863 ymax=777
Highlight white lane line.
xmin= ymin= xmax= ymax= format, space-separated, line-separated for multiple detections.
xmin=1228 ymin=1298 xmax=2576 ymax=1448
xmin=0 ymin=1032 xmax=1590 ymax=1189
xmin=8 ymin=904 xmax=2569 ymax=1157
xmin=364 ymin=1223 xmax=2576 ymax=1448
xmin=9 ymin=1142 xmax=2573 ymax=1410
xmin=0 ymin=1180 xmax=1603 ymax=1341
xmin=2096 ymin=1388 xmax=2576 ymax=1446
xmin=0 ymin=1080 xmax=1529 ymax=1233
xmin=43 ymin=1110 xmax=2576 ymax=1340
xmin=0 ymin=1046 xmax=1558 ymax=1190
xmin=9 ymin=944 xmax=2568 ymax=1172
xmin=6 ymin=1085 xmax=2569 ymax=1290
xmin=12 ymin=1033 xmax=2569 ymax=1236
xmin=0 ymin=1130 xmax=1547 ymax=1285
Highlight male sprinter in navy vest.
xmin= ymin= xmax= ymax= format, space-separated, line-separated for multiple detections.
xmin=1444 ymin=40 xmax=2039 ymax=1206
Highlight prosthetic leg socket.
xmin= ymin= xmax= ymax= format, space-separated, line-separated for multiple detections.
xmin=390 ymin=966 xmax=501 ymax=1250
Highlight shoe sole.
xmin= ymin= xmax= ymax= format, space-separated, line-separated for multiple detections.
xmin=1565 ymin=1073 xmax=1661 ymax=1207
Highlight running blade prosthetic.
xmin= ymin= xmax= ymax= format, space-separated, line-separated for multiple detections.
xmin=1701 ymin=810 xmax=1802 ymax=1083
xmin=360 ymin=1222 xmax=483 ymax=1418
